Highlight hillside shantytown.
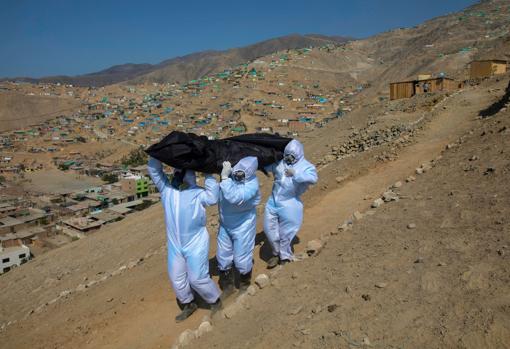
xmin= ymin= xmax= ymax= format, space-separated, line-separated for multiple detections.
xmin=1 ymin=0 xmax=510 ymax=348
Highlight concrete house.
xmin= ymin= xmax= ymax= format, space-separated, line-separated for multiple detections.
xmin=0 ymin=242 xmax=30 ymax=274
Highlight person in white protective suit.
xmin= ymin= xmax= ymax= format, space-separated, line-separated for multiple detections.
xmin=147 ymin=157 xmax=222 ymax=322
xmin=217 ymin=156 xmax=261 ymax=296
xmin=263 ymin=139 xmax=318 ymax=268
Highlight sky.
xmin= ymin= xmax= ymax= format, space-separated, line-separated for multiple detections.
xmin=0 ymin=0 xmax=478 ymax=78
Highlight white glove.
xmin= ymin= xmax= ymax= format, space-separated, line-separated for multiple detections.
xmin=285 ymin=168 xmax=295 ymax=177
xmin=221 ymin=161 xmax=232 ymax=180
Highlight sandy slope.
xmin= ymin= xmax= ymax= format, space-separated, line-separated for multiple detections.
xmin=0 ymin=91 xmax=80 ymax=132
xmin=1 ymin=74 xmax=507 ymax=349
xmin=192 ymin=80 xmax=510 ymax=349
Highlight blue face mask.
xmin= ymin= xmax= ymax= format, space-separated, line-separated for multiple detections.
xmin=283 ymin=153 xmax=297 ymax=165
xmin=232 ymin=170 xmax=246 ymax=182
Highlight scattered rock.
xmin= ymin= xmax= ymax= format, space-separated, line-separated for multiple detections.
xmin=305 ymin=239 xmax=324 ymax=256
xmin=382 ymin=191 xmax=399 ymax=202
xmin=437 ymin=262 xmax=447 ymax=266
xmin=407 ymin=223 xmax=416 ymax=229
xmin=196 ymin=321 xmax=212 ymax=337
xmin=414 ymin=257 xmax=424 ymax=264
xmin=327 ymin=304 xmax=338 ymax=312
xmin=76 ymin=284 xmax=87 ymax=292
xmin=345 ymin=286 xmax=352 ymax=293
xmin=337 ymin=222 xmax=352 ymax=232
xmin=362 ymin=336 xmax=371 ymax=346
xmin=300 ymin=328 xmax=311 ymax=335
xmin=223 ymin=303 xmax=242 ymax=319
xmin=406 ymin=176 xmax=416 ymax=182
xmin=291 ymin=272 xmax=299 ymax=279
xmin=371 ymin=198 xmax=384 ymax=208
xmin=392 ymin=181 xmax=402 ymax=188
xmin=361 ymin=294 xmax=371 ymax=301
xmin=177 ymin=329 xmax=196 ymax=346
xmin=352 ymin=211 xmax=364 ymax=221
xmin=416 ymin=168 xmax=424 ymax=175
xmin=375 ymin=282 xmax=387 ymax=289
xmin=484 ymin=167 xmax=496 ymax=175
xmin=247 ymin=285 xmax=257 ymax=296
xmin=254 ymin=274 xmax=270 ymax=289
xmin=288 ymin=305 xmax=303 ymax=315
xmin=335 ymin=176 xmax=348 ymax=184
xmin=293 ymin=252 xmax=309 ymax=261
xmin=106 ymin=297 xmax=114 ymax=302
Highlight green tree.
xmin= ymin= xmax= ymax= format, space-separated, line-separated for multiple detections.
xmin=121 ymin=147 xmax=148 ymax=167
xmin=101 ymin=173 xmax=118 ymax=184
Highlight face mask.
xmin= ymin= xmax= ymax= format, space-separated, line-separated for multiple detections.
xmin=232 ymin=170 xmax=245 ymax=182
xmin=284 ymin=153 xmax=297 ymax=165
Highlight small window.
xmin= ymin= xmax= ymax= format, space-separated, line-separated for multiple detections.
xmin=19 ymin=253 xmax=26 ymax=259
xmin=2 ymin=258 xmax=9 ymax=263
xmin=3 ymin=266 xmax=10 ymax=273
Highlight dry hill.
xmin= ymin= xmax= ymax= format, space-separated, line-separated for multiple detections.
xmin=0 ymin=91 xmax=81 ymax=132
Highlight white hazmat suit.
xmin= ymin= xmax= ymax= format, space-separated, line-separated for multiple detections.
xmin=147 ymin=157 xmax=221 ymax=305
xmin=264 ymin=140 xmax=318 ymax=261
xmin=217 ymin=156 xmax=261 ymax=275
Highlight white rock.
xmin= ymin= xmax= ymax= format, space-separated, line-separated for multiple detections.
xmin=407 ymin=223 xmax=416 ymax=229
xmin=247 ymin=285 xmax=257 ymax=296
xmin=196 ymin=321 xmax=212 ymax=337
xmin=223 ymin=302 xmax=242 ymax=319
xmin=393 ymin=181 xmax=403 ymax=188
xmin=371 ymin=198 xmax=384 ymax=208
xmin=178 ymin=329 xmax=196 ymax=346
xmin=352 ymin=211 xmax=363 ymax=221
xmin=382 ymin=191 xmax=399 ymax=202
xmin=254 ymin=274 xmax=270 ymax=289
xmin=416 ymin=168 xmax=424 ymax=175
xmin=305 ymin=239 xmax=323 ymax=256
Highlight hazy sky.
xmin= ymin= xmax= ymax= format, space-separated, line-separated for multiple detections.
xmin=0 ymin=0 xmax=478 ymax=78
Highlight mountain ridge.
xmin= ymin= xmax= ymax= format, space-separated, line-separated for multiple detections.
xmin=1 ymin=34 xmax=352 ymax=87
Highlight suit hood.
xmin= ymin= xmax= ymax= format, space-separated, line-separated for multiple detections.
xmin=232 ymin=156 xmax=258 ymax=180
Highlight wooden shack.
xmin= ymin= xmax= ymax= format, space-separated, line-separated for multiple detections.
xmin=389 ymin=81 xmax=415 ymax=100
xmin=390 ymin=77 xmax=462 ymax=100
xmin=470 ymin=60 xmax=507 ymax=79
xmin=415 ymin=77 xmax=462 ymax=95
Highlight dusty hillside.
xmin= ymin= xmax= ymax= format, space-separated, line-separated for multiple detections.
xmin=0 ymin=71 xmax=507 ymax=348
xmin=191 ymin=80 xmax=510 ymax=349
xmin=0 ymin=91 xmax=81 ymax=132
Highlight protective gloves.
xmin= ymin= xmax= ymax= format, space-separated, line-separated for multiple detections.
xmin=221 ymin=161 xmax=232 ymax=180
xmin=284 ymin=168 xmax=295 ymax=177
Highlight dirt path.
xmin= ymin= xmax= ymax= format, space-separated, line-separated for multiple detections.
xmin=292 ymin=87 xmax=486 ymax=255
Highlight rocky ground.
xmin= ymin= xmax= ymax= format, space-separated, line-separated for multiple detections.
xmin=0 ymin=76 xmax=509 ymax=349
xmin=190 ymin=81 xmax=510 ymax=349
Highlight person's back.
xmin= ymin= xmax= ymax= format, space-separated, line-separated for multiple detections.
xmin=147 ymin=157 xmax=221 ymax=322
xmin=160 ymin=178 xmax=214 ymax=248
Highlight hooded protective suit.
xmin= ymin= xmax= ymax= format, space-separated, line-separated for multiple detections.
xmin=147 ymin=157 xmax=221 ymax=304
xmin=217 ymin=156 xmax=261 ymax=274
xmin=264 ymin=140 xmax=318 ymax=261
